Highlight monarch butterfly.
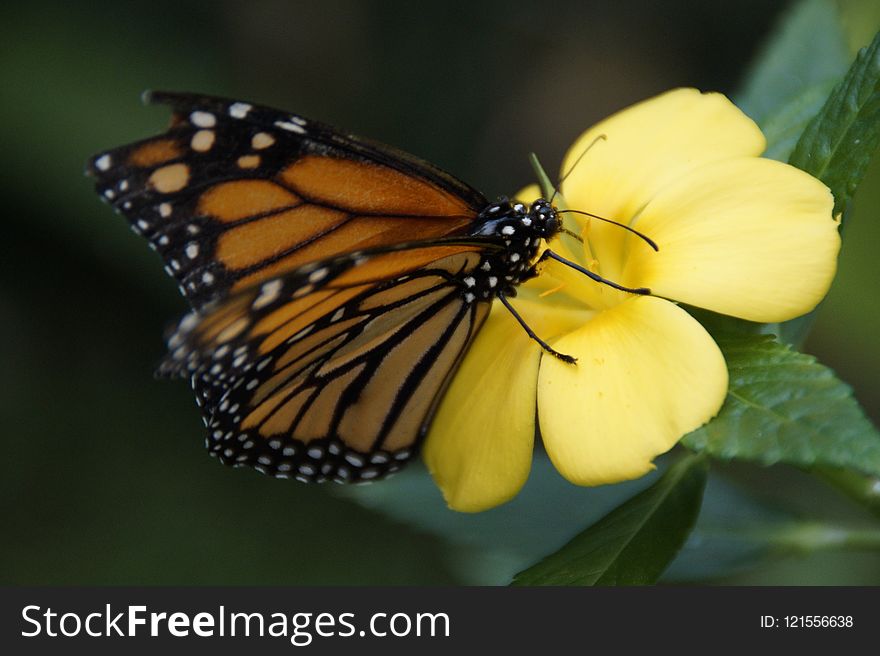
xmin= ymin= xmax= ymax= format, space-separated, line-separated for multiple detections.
xmin=87 ymin=92 xmax=652 ymax=484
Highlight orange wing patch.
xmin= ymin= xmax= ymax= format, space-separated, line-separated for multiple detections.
xmin=281 ymin=155 xmax=475 ymax=218
xmin=216 ymin=206 xmax=348 ymax=271
xmin=340 ymin=215 xmax=473 ymax=244
xmin=128 ymin=138 xmax=184 ymax=167
xmin=199 ymin=180 xmax=300 ymax=222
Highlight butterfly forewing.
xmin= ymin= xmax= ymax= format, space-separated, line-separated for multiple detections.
xmin=87 ymin=91 xmax=486 ymax=310
xmin=162 ymin=244 xmax=490 ymax=482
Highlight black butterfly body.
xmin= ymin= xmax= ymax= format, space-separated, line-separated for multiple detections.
xmin=87 ymin=92 xmax=563 ymax=483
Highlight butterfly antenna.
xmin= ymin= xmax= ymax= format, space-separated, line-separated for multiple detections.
xmin=556 ymin=209 xmax=658 ymax=251
xmin=549 ymin=134 xmax=607 ymax=204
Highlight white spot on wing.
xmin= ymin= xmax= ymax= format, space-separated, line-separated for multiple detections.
xmin=190 ymin=111 xmax=216 ymax=128
xmin=180 ymin=312 xmax=198 ymax=331
xmin=228 ymin=102 xmax=252 ymax=119
xmin=274 ymin=120 xmax=306 ymax=134
xmin=253 ymin=279 xmax=282 ymax=309
xmin=95 ymin=154 xmax=111 ymax=171
xmin=308 ymin=268 xmax=328 ymax=283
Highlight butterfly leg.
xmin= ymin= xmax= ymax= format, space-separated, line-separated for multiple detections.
xmin=535 ymin=249 xmax=651 ymax=295
xmin=497 ymin=293 xmax=577 ymax=364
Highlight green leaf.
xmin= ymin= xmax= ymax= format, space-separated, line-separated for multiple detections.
xmin=789 ymin=28 xmax=880 ymax=215
xmin=510 ymin=454 xmax=707 ymax=586
xmin=760 ymin=80 xmax=842 ymax=161
xmin=736 ymin=0 xmax=849 ymax=131
xmin=683 ymin=335 xmax=880 ymax=476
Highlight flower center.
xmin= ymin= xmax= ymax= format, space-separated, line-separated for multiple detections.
xmin=537 ymin=211 xmax=656 ymax=312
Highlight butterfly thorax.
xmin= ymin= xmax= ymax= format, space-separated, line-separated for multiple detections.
xmin=465 ymin=198 xmax=559 ymax=302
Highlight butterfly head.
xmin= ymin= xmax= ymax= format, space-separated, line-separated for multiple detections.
xmin=527 ymin=198 xmax=560 ymax=239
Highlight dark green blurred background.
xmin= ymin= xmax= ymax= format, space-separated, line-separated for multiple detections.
xmin=2 ymin=0 xmax=878 ymax=585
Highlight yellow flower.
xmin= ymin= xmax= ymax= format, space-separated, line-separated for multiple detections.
xmin=423 ymin=88 xmax=841 ymax=512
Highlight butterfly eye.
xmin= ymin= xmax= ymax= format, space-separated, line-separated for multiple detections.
xmin=527 ymin=200 xmax=558 ymax=236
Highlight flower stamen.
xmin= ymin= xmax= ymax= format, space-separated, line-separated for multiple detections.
xmin=538 ymin=282 xmax=566 ymax=298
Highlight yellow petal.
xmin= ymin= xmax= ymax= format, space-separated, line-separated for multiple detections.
xmin=622 ymin=157 xmax=840 ymax=322
xmin=537 ymin=296 xmax=727 ymax=485
xmin=516 ymin=184 xmax=540 ymax=203
xmin=560 ymin=88 xmax=766 ymax=280
xmin=423 ymin=305 xmax=538 ymax=512
xmin=424 ymin=297 xmax=588 ymax=512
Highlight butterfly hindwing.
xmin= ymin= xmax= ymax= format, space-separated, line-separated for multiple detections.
xmin=86 ymin=92 xmax=487 ymax=309
xmin=161 ymin=243 xmax=491 ymax=482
